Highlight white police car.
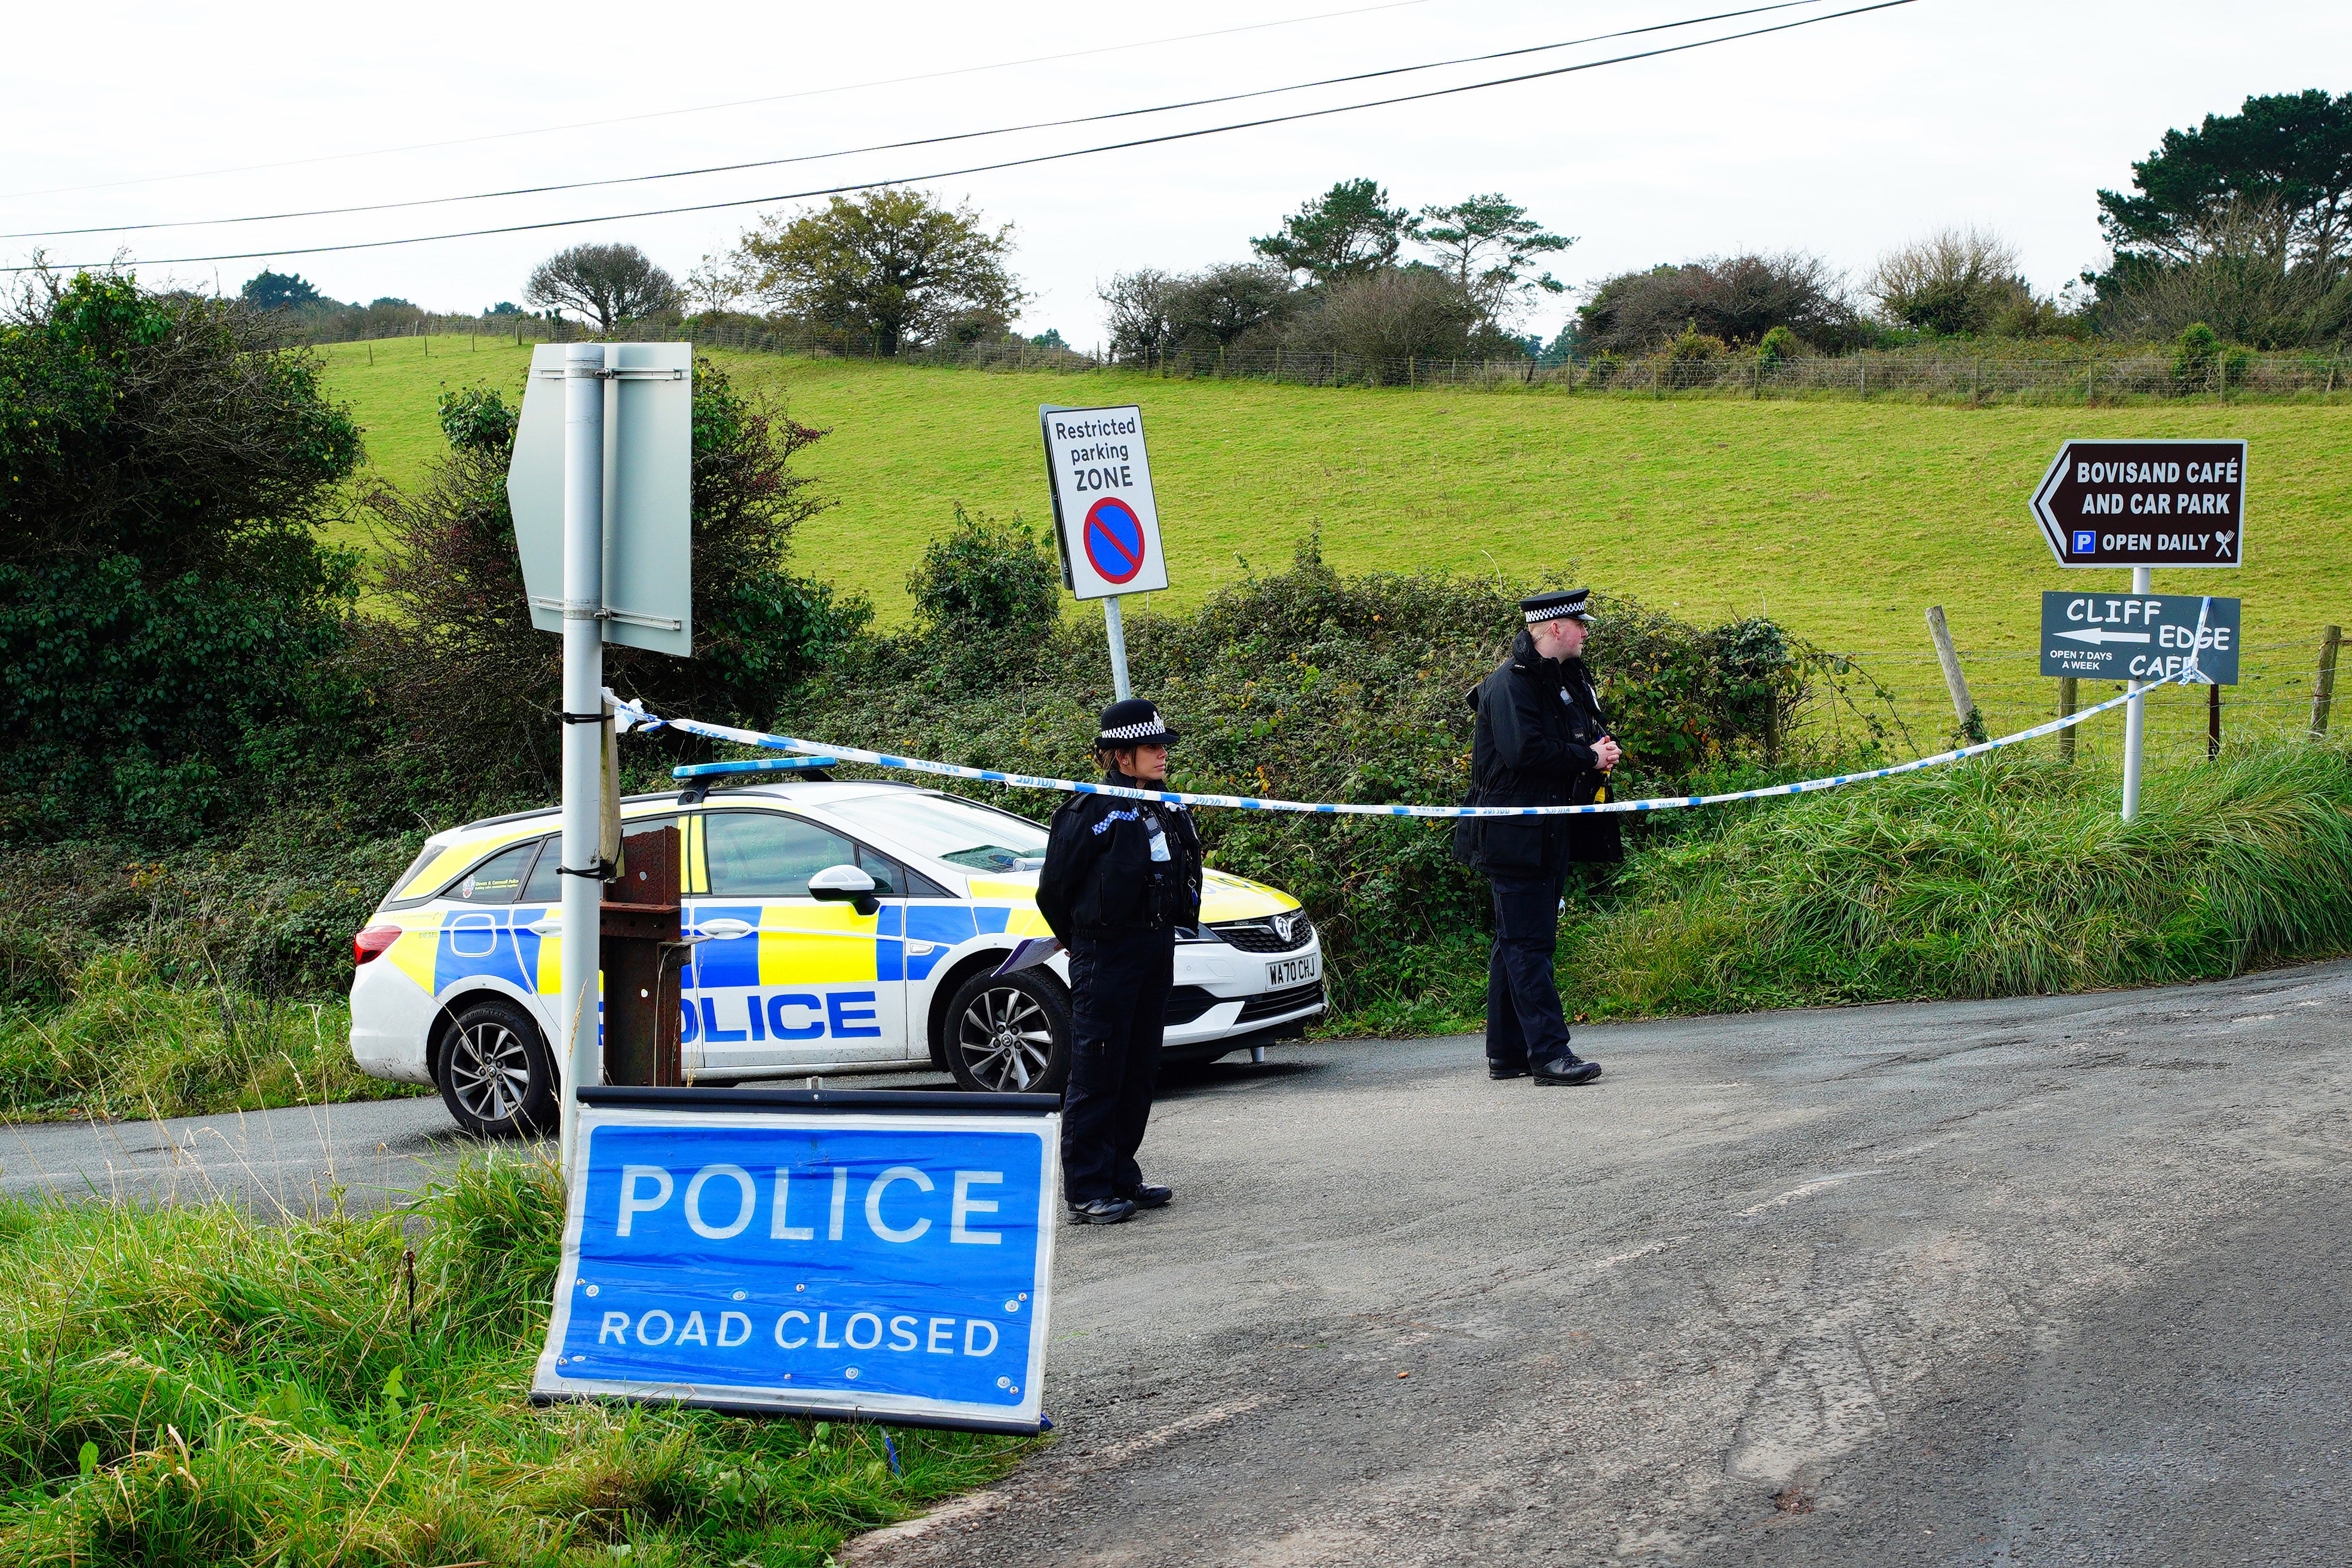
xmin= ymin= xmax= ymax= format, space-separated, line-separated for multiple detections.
xmin=350 ymin=780 xmax=1325 ymax=1134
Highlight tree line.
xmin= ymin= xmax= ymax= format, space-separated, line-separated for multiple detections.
xmin=235 ymin=88 xmax=2351 ymax=365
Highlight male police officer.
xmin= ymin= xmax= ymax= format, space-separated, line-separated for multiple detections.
xmin=1453 ymin=589 xmax=1622 ymax=1085
xmin=1036 ymin=699 xmax=1204 ymax=1224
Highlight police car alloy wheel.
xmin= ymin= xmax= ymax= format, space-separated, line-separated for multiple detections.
xmin=437 ymin=997 xmax=558 ymax=1137
xmin=944 ymin=970 xmax=1071 ymax=1095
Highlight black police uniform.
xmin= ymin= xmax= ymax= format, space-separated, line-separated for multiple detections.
xmin=1036 ymin=701 xmax=1203 ymax=1220
xmin=1451 ymin=591 xmax=1621 ymax=1084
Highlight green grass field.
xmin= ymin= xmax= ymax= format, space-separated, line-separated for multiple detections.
xmin=318 ymin=336 xmax=2351 ymax=758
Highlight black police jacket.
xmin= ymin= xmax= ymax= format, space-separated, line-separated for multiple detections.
xmin=1451 ymin=630 xmax=1624 ymax=873
xmin=1036 ymin=772 xmax=1205 ymax=942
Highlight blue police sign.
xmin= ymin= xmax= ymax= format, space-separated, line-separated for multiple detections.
xmin=533 ymin=1088 xmax=1059 ymax=1433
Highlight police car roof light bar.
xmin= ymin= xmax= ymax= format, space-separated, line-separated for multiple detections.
xmin=670 ymin=757 xmax=842 ymax=779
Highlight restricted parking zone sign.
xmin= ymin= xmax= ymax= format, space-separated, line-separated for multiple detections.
xmin=1039 ymin=404 xmax=1169 ymax=599
xmin=534 ymin=1086 xmax=1059 ymax=1433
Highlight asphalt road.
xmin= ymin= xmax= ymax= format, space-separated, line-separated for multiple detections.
xmin=9 ymin=961 xmax=2350 ymax=1566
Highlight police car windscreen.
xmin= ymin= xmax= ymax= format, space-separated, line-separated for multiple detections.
xmin=822 ymin=794 xmax=1048 ymax=874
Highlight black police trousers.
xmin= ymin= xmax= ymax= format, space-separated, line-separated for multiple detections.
xmin=1485 ymin=866 xmax=1573 ymax=1070
xmin=1062 ymin=929 xmax=1175 ymax=1205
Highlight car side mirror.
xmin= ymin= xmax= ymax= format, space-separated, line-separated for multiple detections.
xmin=807 ymin=863 xmax=880 ymax=917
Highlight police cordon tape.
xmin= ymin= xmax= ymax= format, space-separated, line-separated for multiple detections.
xmin=610 ymin=639 xmax=2216 ymax=822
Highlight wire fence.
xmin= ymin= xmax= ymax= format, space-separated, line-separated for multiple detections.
xmin=1797 ymin=629 xmax=2346 ymax=774
xmin=302 ymin=314 xmax=2352 ymax=403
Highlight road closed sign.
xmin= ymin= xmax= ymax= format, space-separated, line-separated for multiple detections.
xmin=534 ymin=1089 xmax=1059 ymax=1433
xmin=2039 ymin=591 xmax=2240 ymax=684
xmin=1040 ymin=404 xmax=1169 ymax=600
xmin=2029 ymin=439 xmax=2246 ymax=569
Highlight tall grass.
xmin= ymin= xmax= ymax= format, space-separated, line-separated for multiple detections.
xmin=1566 ymin=742 xmax=2352 ymax=1016
xmin=0 ymin=1158 xmax=1029 ymax=1565
xmin=0 ymin=954 xmax=423 ymax=1122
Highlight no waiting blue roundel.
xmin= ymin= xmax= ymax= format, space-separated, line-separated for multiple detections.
xmin=1082 ymin=497 xmax=1147 ymax=586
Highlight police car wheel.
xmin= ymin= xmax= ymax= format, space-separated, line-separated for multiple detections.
xmin=944 ymin=972 xmax=1070 ymax=1095
xmin=437 ymin=997 xmax=558 ymax=1137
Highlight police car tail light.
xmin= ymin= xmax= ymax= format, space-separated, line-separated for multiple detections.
xmin=353 ymin=926 xmax=402 ymax=966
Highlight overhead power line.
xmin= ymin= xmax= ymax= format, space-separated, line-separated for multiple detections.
xmin=4 ymin=0 xmax=1921 ymax=275
xmin=4 ymin=0 xmax=1835 ymax=242
xmin=0 ymin=0 xmax=1435 ymax=203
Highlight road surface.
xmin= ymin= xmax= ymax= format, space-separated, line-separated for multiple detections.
xmin=9 ymin=960 xmax=2349 ymax=1566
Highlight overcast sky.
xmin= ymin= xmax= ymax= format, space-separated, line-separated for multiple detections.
xmin=6 ymin=0 xmax=2345 ymax=345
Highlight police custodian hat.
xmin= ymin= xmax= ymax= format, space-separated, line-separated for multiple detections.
xmin=1521 ymin=588 xmax=1595 ymax=624
xmin=1096 ymin=698 xmax=1182 ymax=747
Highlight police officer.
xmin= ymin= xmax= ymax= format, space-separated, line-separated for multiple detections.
xmin=1453 ymin=589 xmax=1622 ymax=1086
xmin=1036 ymin=699 xmax=1205 ymax=1224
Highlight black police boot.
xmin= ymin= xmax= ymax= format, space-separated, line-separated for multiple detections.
xmin=1487 ymin=1059 xmax=1530 ymax=1080
xmin=1119 ymin=1184 xmax=1173 ymax=1209
xmin=1530 ymin=1054 xmax=1601 ymax=1086
xmin=1068 ymin=1197 xmax=1138 ymax=1225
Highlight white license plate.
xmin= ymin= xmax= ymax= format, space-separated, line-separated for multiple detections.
xmin=1265 ymin=955 xmax=1321 ymax=987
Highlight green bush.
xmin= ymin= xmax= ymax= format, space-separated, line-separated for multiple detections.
xmin=0 ymin=274 xmax=368 ymax=840
xmin=0 ymin=1160 xmax=1030 ymax=1564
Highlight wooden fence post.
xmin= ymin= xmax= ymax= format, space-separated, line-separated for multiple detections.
xmin=2313 ymin=624 xmax=2343 ymax=739
xmin=2059 ymin=676 xmax=2079 ymax=765
xmin=1924 ymin=605 xmax=1978 ymax=734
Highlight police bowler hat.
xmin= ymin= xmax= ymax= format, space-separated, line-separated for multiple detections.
xmin=1522 ymin=588 xmax=1594 ymax=624
xmin=1095 ymin=699 xmax=1181 ymax=748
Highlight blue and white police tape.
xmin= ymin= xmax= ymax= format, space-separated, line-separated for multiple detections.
xmin=608 ymin=600 xmax=2215 ymax=819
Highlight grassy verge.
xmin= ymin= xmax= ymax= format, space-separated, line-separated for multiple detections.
xmin=0 ymin=1157 xmax=1031 ymax=1566
xmin=1544 ymin=740 xmax=2352 ymax=1021
xmin=0 ymin=957 xmax=425 ymax=1123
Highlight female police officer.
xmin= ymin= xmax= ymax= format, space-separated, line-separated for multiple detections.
xmin=1036 ymin=699 xmax=1204 ymax=1225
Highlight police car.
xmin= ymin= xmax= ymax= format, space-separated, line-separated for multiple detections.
xmin=350 ymin=779 xmax=1326 ymax=1134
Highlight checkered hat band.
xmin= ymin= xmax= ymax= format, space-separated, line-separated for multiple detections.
xmin=1099 ymin=718 xmax=1169 ymax=740
xmin=1525 ymin=604 xmax=1585 ymax=623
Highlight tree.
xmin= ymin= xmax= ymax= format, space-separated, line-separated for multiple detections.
xmin=241 ymin=270 xmax=326 ymax=312
xmin=2097 ymin=90 xmax=2352 ymax=278
xmin=1251 ymin=179 xmax=1411 ymax=286
xmin=1171 ymin=263 xmax=1294 ymax=348
xmin=525 ymin=243 xmax=681 ymax=333
xmin=483 ymin=301 xmax=523 ymax=317
xmin=1098 ymin=268 xmax=1180 ymax=362
xmin=1 ymin=271 xmax=365 ymax=835
xmin=365 ymin=359 xmax=861 ymax=791
xmin=1288 ymin=268 xmax=1487 ymax=376
xmin=1868 ymin=227 xmax=2036 ymax=336
xmin=1413 ymin=194 xmax=1573 ymax=324
xmin=702 ymin=189 xmax=1024 ymax=355
xmin=1574 ymin=253 xmax=1860 ymax=354
xmin=2091 ymin=200 xmax=2352 ymax=348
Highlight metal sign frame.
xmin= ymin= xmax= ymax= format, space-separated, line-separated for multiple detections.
xmin=510 ymin=342 xmax=695 ymax=656
xmin=532 ymin=1085 xmax=1061 ymax=1434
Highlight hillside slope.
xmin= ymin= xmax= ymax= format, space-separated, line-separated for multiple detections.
xmin=318 ymin=338 xmax=2350 ymax=753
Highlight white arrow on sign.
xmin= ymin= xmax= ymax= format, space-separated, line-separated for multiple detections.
xmin=2056 ymin=627 xmax=2151 ymax=645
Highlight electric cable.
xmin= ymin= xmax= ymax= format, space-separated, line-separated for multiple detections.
xmin=6 ymin=0 xmax=1835 ymax=241
xmin=0 ymin=0 xmax=1437 ymax=203
xmin=4 ymin=0 xmax=1920 ymax=274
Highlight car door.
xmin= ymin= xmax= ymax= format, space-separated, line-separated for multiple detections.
xmin=684 ymin=808 xmax=907 ymax=1074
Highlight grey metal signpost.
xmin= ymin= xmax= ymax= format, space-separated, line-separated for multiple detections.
xmin=2029 ymin=439 xmax=2246 ymax=821
xmin=509 ymin=342 xmax=693 ymax=1175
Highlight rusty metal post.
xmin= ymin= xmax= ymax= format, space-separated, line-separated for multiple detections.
xmin=601 ymin=826 xmax=684 ymax=1087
